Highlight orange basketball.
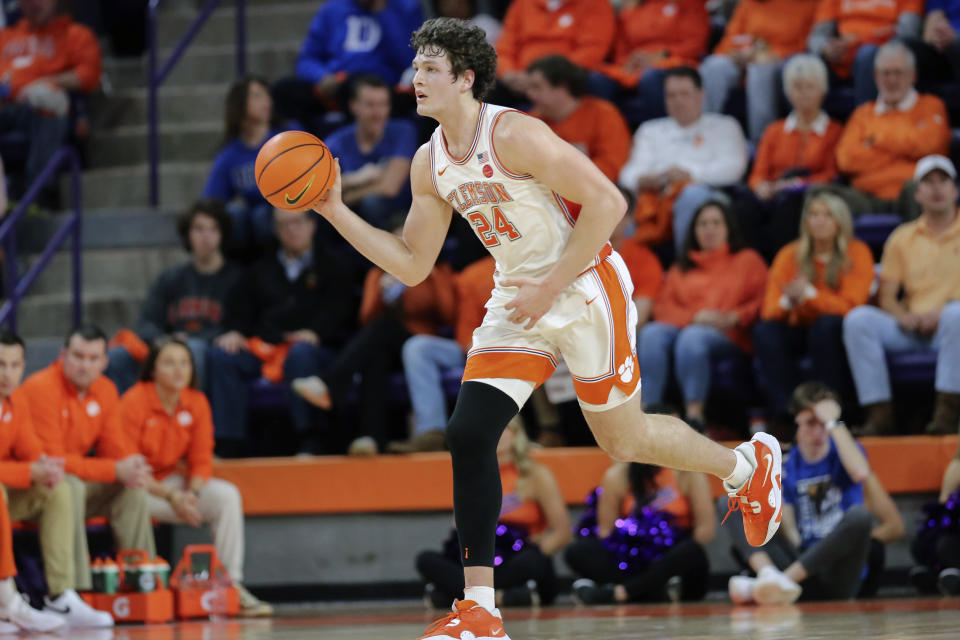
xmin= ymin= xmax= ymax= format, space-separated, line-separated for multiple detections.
xmin=255 ymin=130 xmax=335 ymax=211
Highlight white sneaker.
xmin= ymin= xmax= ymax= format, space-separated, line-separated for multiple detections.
xmin=0 ymin=593 xmax=66 ymax=632
xmin=44 ymin=589 xmax=114 ymax=628
xmin=729 ymin=575 xmax=756 ymax=604
xmin=753 ymin=566 xmax=802 ymax=605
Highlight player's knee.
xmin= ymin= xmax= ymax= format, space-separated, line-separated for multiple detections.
xmin=445 ymin=411 xmax=492 ymax=455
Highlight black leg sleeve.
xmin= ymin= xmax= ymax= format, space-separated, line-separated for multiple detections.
xmin=447 ymin=381 xmax=520 ymax=567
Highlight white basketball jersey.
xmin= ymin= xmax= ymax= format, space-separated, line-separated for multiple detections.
xmin=429 ymin=103 xmax=607 ymax=281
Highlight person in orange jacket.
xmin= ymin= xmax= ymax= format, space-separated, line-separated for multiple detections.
xmin=0 ymin=0 xmax=101 ymax=196
xmin=113 ymin=338 xmax=272 ymax=617
xmin=753 ymin=193 xmax=874 ymax=429
xmin=19 ymin=325 xmax=155 ymax=595
xmin=638 ymin=201 xmax=767 ymax=431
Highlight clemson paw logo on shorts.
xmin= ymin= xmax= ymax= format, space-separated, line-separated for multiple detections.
xmin=617 ymin=356 xmax=634 ymax=383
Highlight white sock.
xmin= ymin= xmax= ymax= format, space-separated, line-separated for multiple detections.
xmin=0 ymin=578 xmax=17 ymax=607
xmin=723 ymin=449 xmax=753 ymax=491
xmin=463 ymin=586 xmax=496 ymax=612
xmin=757 ymin=565 xmax=781 ymax=580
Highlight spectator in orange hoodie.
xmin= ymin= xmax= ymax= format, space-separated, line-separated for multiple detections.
xmin=602 ymin=0 xmax=710 ymax=123
xmin=829 ymin=41 xmax=950 ymax=217
xmin=114 ymin=338 xmax=272 ymax=617
xmin=0 ymin=0 xmax=101 ymax=197
xmin=19 ymin=325 xmax=155 ymax=595
xmin=701 ymin=0 xmax=819 ymax=142
xmin=808 ymin=0 xmax=922 ymax=105
xmin=753 ymin=193 xmax=874 ymax=428
xmin=492 ymin=0 xmax=615 ymax=104
xmin=526 ymin=55 xmax=630 ymax=183
xmin=638 ymin=202 xmax=767 ymax=430
xmin=293 ymin=250 xmax=457 ymax=456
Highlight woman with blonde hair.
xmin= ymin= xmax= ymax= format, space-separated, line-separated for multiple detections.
xmin=415 ymin=417 xmax=571 ymax=608
xmin=753 ymin=192 xmax=875 ymax=429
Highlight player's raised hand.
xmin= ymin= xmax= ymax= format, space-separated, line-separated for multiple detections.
xmin=312 ymin=158 xmax=343 ymax=218
xmin=502 ymin=276 xmax=561 ymax=330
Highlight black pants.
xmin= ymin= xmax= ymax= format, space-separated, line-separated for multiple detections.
xmin=912 ymin=532 xmax=960 ymax=570
xmin=325 ymin=313 xmax=410 ymax=447
xmin=753 ymin=316 xmax=855 ymax=416
xmin=416 ymin=547 xmax=558 ymax=607
xmin=564 ymin=537 xmax=709 ymax=602
xmin=734 ymin=189 xmax=806 ymax=264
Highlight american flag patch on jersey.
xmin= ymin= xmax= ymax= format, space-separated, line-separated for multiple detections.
xmin=476 ymin=151 xmax=488 ymax=163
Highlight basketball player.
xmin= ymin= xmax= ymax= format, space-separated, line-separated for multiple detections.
xmin=314 ymin=18 xmax=782 ymax=640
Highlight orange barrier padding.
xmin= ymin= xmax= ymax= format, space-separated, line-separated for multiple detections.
xmin=212 ymin=436 xmax=958 ymax=516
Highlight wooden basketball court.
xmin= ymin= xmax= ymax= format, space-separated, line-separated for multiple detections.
xmin=86 ymin=597 xmax=960 ymax=639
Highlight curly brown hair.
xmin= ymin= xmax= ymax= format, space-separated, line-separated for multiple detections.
xmin=410 ymin=17 xmax=497 ymax=100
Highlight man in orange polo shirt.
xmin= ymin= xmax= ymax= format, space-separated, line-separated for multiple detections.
xmin=526 ymin=55 xmax=630 ymax=183
xmin=0 ymin=0 xmax=101 ymax=197
xmin=19 ymin=325 xmax=155 ymax=594
xmin=830 ymin=41 xmax=950 ymax=217
xmin=843 ymin=155 xmax=960 ymax=436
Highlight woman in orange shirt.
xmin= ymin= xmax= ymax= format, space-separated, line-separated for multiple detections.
xmin=115 ymin=338 xmax=271 ymax=617
xmin=638 ymin=202 xmax=768 ymax=431
xmin=753 ymin=193 xmax=874 ymax=426
xmin=415 ymin=417 xmax=571 ymax=609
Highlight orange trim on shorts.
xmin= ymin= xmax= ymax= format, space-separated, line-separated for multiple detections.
xmin=462 ymin=348 xmax=557 ymax=386
xmin=572 ymin=258 xmax=640 ymax=406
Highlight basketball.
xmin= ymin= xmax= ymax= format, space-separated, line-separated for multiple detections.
xmin=255 ymin=130 xmax=335 ymax=211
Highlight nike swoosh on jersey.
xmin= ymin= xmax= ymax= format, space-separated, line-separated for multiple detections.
xmin=438 ymin=166 xmax=448 ymax=176
xmin=285 ymin=173 xmax=315 ymax=206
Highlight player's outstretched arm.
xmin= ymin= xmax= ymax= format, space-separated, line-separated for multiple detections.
xmin=313 ymin=145 xmax=452 ymax=286
xmin=495 ymin=112 xmax=628 ymax=327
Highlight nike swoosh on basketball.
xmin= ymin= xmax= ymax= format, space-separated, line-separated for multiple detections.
xmin=763 ymin=453 xmax=773 ymax=487
xmin=284 ymin=173 xmax=315 ymax=206
xmin=438 ymin=166 xmax=448 ymax=176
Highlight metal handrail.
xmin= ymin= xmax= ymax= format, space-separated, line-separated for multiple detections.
xmin=0 ymin=147 xmax=83 ymax=332
xmin=147 ymin=0 xmax=246 ymax=206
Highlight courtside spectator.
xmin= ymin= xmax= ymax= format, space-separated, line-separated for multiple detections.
xmin=113 ymin=339 xmax=272 ymax=617
xmin=0 ymin=332 xmax=113 ymax=628
xmin=433 ymin=0 xmax=500 ymax=44
xmin=293 ymin=255 xmax=456 ymax=456
xmin=911 ymin=449 xmax=960 ymax=595
xmin=526 ymin=56 xmax=630 ymax=183
xmin=0 ymin=0 xmax=101 ymax=200
xmin=808 ymin=0 xmax=922 ymax=105
xmin=566 ymin=458 xmax=714 ymax=604
xmin=725 ymin=383 xmax=897 ymax=604
xmin=638 ymin=202 xmax=766 ymax=431
xmin=272 ymin=0 xmax=423 ymax=135
xmin=203 ymin=77 xmax=280 ymax=259
xmin=739 ymin=55 xmax=843 ymax=260
xmin=601 ymin=0 xmax=709 ymax=123
xmin=831 ymin=41 xmax=950 ymax=217
xmin=206 ymin=208 xmax=355 ymax=456
xmin=493 ymin=0 xmax=615 ymax=102
xmin=106 ymin=200 xmax=242 ymax=394
xmin=843 ymin=155 xmax=960 ymax=436
xmin=701 ymin=0 xmax=819 ymax=142
xmin=325 ymin=75 xmax=418 ymax=230
xmin=389 ymin=256 xmax=495 ymax=454
xmin=619 ymin=67 xmax=747 ymax=253
xmin=416 ymin=418 xmax=570 ymax=608
xmin=753 ymin=193 xmax=873 ymax=431
xmin=19 ymin=325 xmax=156 ymax=594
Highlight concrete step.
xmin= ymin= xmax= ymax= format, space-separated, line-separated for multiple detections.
xmin=17 ymin=209 xmax=182 ymax=253
xmin=91 ymin=84 xmax=228 ymax=129
xmin=14 ymin=291 xmax=142 ymax=340
xmin=88 ymin=120 xmax=221 ymax=167
xmin=22 ymin=246 xmax=186 ymax=297
xmin=104 ymin=41 xmax=298 ymax=90
xmin=65 ymin=162 xmax=210 ymax=210
xmin=156 ymin=2 xmax=316 ymax=49
xmin=23 ymin=337 xmax=62 ymax=376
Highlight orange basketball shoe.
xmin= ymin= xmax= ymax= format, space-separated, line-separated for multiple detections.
xmin=418 ymin=600 xmax=511 ymax=640
xmin=722 ymin=432 xmax=782 ymax=547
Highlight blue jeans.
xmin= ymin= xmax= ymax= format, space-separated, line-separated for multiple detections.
xmin=638 ymin=322 xmax=742 ymax=405
xmin=355 ymin=193 xmax=406 ymax=230
xmin=206 ymin=348 xmax=262 ymax=441
xmin=226 ymin=200 xmax=274 ymax=255
xmin=0 ymin=102 xmax=68 ymax=191
xmin=282 ymin=341 xmax=335 ymax=434
xmin=843 ymin=302 xmax=960 ymax=405
xmin=700 ymin=55 xmax=784 ymax=143
xmin=106 ymin=337 xmax=211 ymax=394
xmin=852 ymin=44 xmax=880 ymax=106
xmin=402 ymin=335 xmax=466 ymax=436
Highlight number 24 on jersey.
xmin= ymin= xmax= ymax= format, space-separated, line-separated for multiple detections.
xmin=468 ymin=206 xmax=521 ymax=248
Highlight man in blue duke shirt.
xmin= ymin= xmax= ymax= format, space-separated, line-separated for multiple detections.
xmin=272 ymin=0 xmax=423 ymax=135
xmin=325 ymin=74 xmax=417 ymax=229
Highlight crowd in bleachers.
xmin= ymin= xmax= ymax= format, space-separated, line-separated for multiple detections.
xmin=0 ymin=0 xmax=957 ymax=628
